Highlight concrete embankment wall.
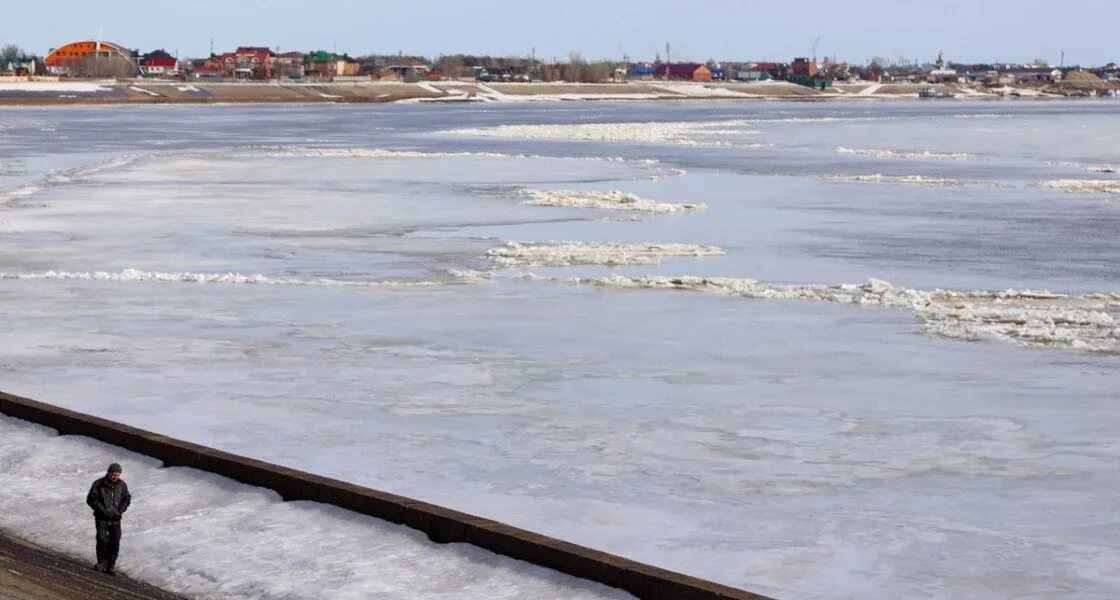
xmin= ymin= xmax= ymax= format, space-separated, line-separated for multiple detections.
xmin=0 ymin=391 xmax=774 ymax=600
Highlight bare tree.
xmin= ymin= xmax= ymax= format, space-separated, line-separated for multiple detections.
xmin=538 ymin=62 xmax=558 ymax=81
xmin=2 ymin=44 xmax=24 ymax=60
xmin=435 ymin=55 xmax=465 ymax=79
xmin=1032 ymin=57 xmax=1050 ymax=68
xmin=584 ymin=61 xmax=611 ymax=83
xmin=66 ymin=55 xmax=138 ymax=78
xmin=565 ymin=51 xmax=586 ymax=83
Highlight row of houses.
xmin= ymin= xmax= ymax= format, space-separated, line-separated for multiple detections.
xmin=626 ymin=55 xmax=1119 ymax=87
xmin=625 ymin=58 xmax=824 ymax=85
xmin=5 ymin=40 xmax=1118 ymax=86
xmin=180 ymin=48 xmax=437 ymax=80
xmin=187 ymin=48 xmax=368 ymax=79
xmin=4 ymin=39 xmax=436 ymax=81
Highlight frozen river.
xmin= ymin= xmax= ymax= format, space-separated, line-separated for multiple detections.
xmin=1 ymin=100 xmax=1119 ymax=599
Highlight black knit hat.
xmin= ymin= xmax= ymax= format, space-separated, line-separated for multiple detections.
xmin=107 ymin=463 xmax=123 ymax=474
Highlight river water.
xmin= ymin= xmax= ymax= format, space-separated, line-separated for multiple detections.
xmin=1 ymin=100 xmax=1118 ymax=599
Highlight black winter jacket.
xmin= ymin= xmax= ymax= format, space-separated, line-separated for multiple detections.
xmin=86 ymin=477 xmax=131 ymax=521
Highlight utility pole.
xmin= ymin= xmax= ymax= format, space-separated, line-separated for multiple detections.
xmin=94 ymin=26 xmax=103 ymax=77
xmin=665 ymin=42 xmax=670 ymax=80
xmin=1060 ymin=49 xmax=1065 ymax=68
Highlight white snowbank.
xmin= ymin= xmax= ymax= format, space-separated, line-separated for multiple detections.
xmin=486 ymin=241 xmax=724 ymax=267
xmin=525 ymin=274 xmax=1120 ymax=354
xmin=546 ymin=93 xmax=663 ymax=101
xmin=990 ymin=86 xmax=1052 ymax=98
xmin=0 ymin=268 xmax=491 ymax=287
xmin=454 ymin=84 xmax=663 ymax=103
xmin=652 ymin=83 xmax=756 ymax=98
xmin=128 ymin=86 xmax=161 ymax=97
xmin=474 ymin=83 xmax=505 ymax=101
xmin=0 ymin=416 xmax=632 ymax=600
xmin=444 ymin=120 xmax=762 ymax=147
xmin=518 ymin=189 xmax=705 ymax=213
xmin=448 ymin=83 xmax=669 ymax=103
xmin=1039 ymin=179 xmax=1120 ymax=195
xmin=0 ymin=81 xmax=111 ymax=93
xmin=835 ymin=146 xmax=971 ymax=160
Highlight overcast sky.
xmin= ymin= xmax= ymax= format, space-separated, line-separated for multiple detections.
xmin=5 ymin=0 xmax=1118 ymax=65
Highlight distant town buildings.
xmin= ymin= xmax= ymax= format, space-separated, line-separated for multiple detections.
xmin=3 ymin=38 xmax=1117 ymax=91
xmin=927 ymin=52 xmax=957 ymax=82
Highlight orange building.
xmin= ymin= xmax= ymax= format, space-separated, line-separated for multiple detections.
xmin=45 ymin=40 xmax=137 ymax=75
xmin=692 ymin=65 xmax=713 ymax=82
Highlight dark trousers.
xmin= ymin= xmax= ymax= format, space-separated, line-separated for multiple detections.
xmin=94 ymin=519 xmax=121 ymax=569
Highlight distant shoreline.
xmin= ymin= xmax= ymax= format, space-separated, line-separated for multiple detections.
xmin=0 ymin=79 xmax=1114 ymax=106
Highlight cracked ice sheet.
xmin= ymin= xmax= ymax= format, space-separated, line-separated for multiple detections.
xmin=2 ymin=277 xmax=1119 ymax=600
xmin=0 ymin=416 xmax=633 ymax=600
xmin=4 ymin=102 xmax=1120 ymax=600
xmin=0 ymin=152 xmax=655 ymax=280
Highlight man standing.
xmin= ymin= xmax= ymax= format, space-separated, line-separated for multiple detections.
xmin=85 ymin=462 xmax=131 ymax=574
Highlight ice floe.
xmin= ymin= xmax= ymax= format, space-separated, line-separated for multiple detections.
xmin=2 ymin=154 xmax=148 ymax=205
xmin=834 ymin=147 xmax=971 ymax=160
xmin=0 ymin=159 xmax=22 ymax=176
xmin=235 ymin=145 xmax=659 ymax=165
xmin=246 ymin=146 xmax=521 ymax=160
xmin=524 ymin=274 xmax=1120 ymax=354
xmin=0 ymin=268 xmax=491 ymax=287
xmin=443 ymin=120 xmax=763 ymax=147
xmin=822 ymin=174 xmax=966 ymax=186
xmin=1039 ymin=179 xmax=1120 ymax=195
xmin=518 ymin=188 xmax=706 ymax=213
xmin=0 ymin=149 xmax=661 ymax=209
xmin=486 ymin=241 xmax=724 ymax=267
xmin=0 ymin=183 xmax=43 ymax=205
xmin=46 ymin=155 xmax=145 ymax=184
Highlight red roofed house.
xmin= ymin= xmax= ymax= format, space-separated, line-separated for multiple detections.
xmin=239 ymin=46 xmax=275 ymax=79
xmin=274 ymin=51 xmax=304 ymax=79
xmin=214 ymin=47 xmax=275 ymax=79
xmin=140 ymin=49 xmax=178 ymax=76
xmin=191 ymin=65 xmax=223 ymax=79
xmin=210 ymin=52 xmax=235 ymax=77
xmin=663 ymin=63 xmax=712 ymax=82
